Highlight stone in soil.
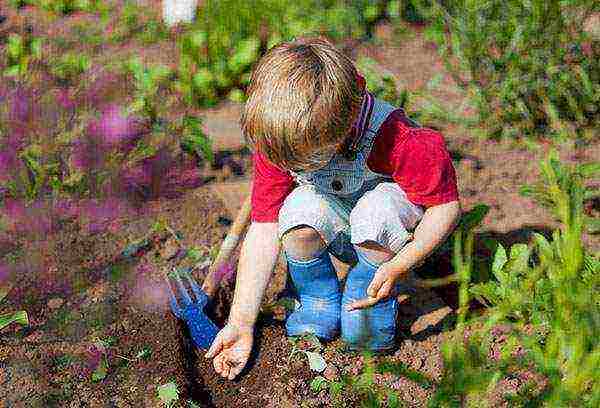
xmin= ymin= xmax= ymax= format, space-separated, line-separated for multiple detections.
xmin=47 ymin=297 xmax=64 ymax=310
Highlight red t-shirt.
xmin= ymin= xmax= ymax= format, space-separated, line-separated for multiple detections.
xmin=250 ymin=109 xmax=459 ymax=223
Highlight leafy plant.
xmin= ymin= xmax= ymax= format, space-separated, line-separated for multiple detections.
xmin=415 ymin=0 xmax=600 ymax=141
xmin=108 ymin=0 xmax=168 ymax=45
xmin=8 ymin=0 xmax=33 ymax=8
xmin=89 ymin=338 xmax=110 ymax=382
xmin=520 ymin=152 xmax=600 ymax=234
xmin=288 ymin=333 xmax=327 ymax=372
xmin=36 ymin=0 xmax=104 ymax=15
xmin=172 ymin=0 xmax=390 ymax=108
xmin=50 ymin=52 xmax=91 ymax=85
xmin=122 ymin=57 xmax=173 ymax=127
xmin=179 ymin=115 xmax=213 ymax=163
xmin=0 ymin=284 xmax=29 ymax=331
xmin=309 ymin=351 xmax=411 ymax=408
xmin=4 ymin=32 xmax=42 ymax=78
xmin=433 ymin=150 xmax=600 ymax=406
xmin=157 ymin=381 xmax=180 ymax=407
xmin=356 ymin=56 xmax=410 ymax=109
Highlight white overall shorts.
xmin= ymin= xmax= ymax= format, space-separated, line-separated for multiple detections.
xmin=277 ymin=93 xmax=425 ymax=263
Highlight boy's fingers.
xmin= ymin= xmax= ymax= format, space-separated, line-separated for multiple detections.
xmin=228 ymin=364 xmax=241 ymax=380
xmin=205 ymin=335 xmax=223 ymax=358
xmin=213 ymin=353 xmax=224 ymax=373
xmin=345 ymin=296 xmax=379 ymax=311
xmin=367 ymin=274 xmax=387 ymax=298
xmin=377 ymin=281 xmax=393 ymax=299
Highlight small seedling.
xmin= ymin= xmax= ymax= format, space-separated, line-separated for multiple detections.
xmin=0 ymin=284 xmax=29 ymax=331
xmin=310 ymin=375 xmax=329 ymax=392
xmin=157 ymin=381 xmax=179 ymax=407
xmin=135 ymin=346 xmax=152 ymax=361
xmin=288 ymin=333 xmax=327 ymax=373
xmin=4 ymin=32 xmax=42 ymax=77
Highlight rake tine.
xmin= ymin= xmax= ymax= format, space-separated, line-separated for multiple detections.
xmin=185 ymin=272 xmax=205 ymax=303
xmin=164 ymin=270 xmax=183 ymax=319
xmin=173 ymin=268 xmax=193 ymax=306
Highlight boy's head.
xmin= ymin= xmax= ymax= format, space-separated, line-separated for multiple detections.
xmin=241 ymin=36 xmax=365 ymax=171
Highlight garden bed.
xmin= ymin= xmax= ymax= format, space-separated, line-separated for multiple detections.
xmin=1 ymin=2 xmax=598 ymax=407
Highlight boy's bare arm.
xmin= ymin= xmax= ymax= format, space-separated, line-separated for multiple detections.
xmin=228 ymin=222 xmax=281 ymax=328
xmin=347 ymin=200 xmax=461 ymax=310
xmin=205 ymin=222 xmax=280 ymax=380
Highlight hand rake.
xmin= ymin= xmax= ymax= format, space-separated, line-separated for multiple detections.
xmin=166 ymin=195 xmax=252 ymax=350
xmin=166 ymin=266 xmax=220 ymax=349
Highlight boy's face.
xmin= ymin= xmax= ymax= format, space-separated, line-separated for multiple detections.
xmin=291 ymin=123 xmax=357 ymax=172
xmin=289 ymin=93 xmax=363 ymax=172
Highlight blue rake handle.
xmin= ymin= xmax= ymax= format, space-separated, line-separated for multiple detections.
xmin=167 ymin=267 xmax=220 ymax=350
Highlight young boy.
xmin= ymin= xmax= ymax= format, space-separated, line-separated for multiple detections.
xmin=205 ymin=37 xmax=461 ymax=380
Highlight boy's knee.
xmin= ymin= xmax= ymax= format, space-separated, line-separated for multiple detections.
xmin=282 ymin=226 xmax=326 ymax=261
xmin=278 ymin=184 xmax=346 ymax=247
xmin=350 ymin=185 xmax=421 ymax=253
xmin=350 ymin=188 xmax=397 ymax=230
xmin=278 ymin=186 xmax=325 ymax=225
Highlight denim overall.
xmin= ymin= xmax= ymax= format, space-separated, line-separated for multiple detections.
xmin=282 ymin=93 xmax=422 ymax=351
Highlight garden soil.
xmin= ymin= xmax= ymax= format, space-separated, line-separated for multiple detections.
xmin=1 ymin=3 xmax=599 ymax=407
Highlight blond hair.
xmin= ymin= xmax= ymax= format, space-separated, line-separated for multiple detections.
xmin=241 ymin=36 xmax=364 ymax=171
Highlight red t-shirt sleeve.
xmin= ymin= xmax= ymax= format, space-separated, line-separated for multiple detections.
xmin=251 ymin=152 xmax=295 ymax=222
xmin=368 ymin=110 xmax=459 ymax=207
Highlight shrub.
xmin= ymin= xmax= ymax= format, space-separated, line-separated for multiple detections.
xmin=3 ymin=32 xmax=43 ymax=78
xmin=434 ymin=150 xmax=600 ymax=406
xmin=415 ymin=0 xmax=600 ymax=141
xmin=173 ymin=0 xmax=389 ymax=108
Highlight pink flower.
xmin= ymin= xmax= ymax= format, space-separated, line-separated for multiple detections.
xmin=0 ymin=148 xmax=19 ymax=182
xmin=2 ymin=199 xmax=57 ymax=236
xmin=8 ymin=86 xmax=37 ymax=124
xmin=55 ymin=88 xmax=77 ymax=110
xmin=89 ymin=104 xmax=146 ymax=148
xmin=0 ymin=263 xmax=10 ymax=285
xmin=71 ymin=134 xmax=106 ymax=170
xmin=82 ymin=197 xmax=133 ymax=234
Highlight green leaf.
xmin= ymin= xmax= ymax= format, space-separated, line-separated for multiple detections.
xmin=181 ymin=115 xmax=213 ymax=163
xmin=157 ymin=382 xmax=179 ymax=407
xmin=310 ymin=375 xmax=328 ymax=392
xmin=387 ymin=390 xmax=401 ymax=408
xmin=31 ymin=38 xmax=43 ymax=59
xmin=585 ymin=216 xmax=600 ymax=234
xmin=577 ymin=162 xmax=600 ymax=178
xmin=192 ymin=69 xmax=214 ymax=91
xmin=0 ymin=310 xmax=29 ymax=330
xmin=508 ymin=244 xmax=530 ymax=272
xmin=492 ymin=244 xmax=508 ymax=276
xmin=91 ymin=356 xmax=108 ymax=382
xmin=460 ymin=204 xmax=490 ymax=232
xmin=136 ymin=346 xmax=152 ymax=360
xmin=0 ymin=285 xmax=10 ymax=303
xmin=228 ymin=88 xmax=245 ymax=103
xmin=4 ymin=65 xmax=20 ymax=77
xmin=329 ymin=380 xmax=344 ymax=396
xmin=7 ymin=34 xmax=23 ymax=59
xmin=304 ymin=351 xmax=327 ymax=372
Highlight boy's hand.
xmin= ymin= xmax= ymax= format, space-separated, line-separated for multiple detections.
xmin=345 ymin=262 xmax=407 ymax=311
xmin=205 ymin=323 xmax=253 ymax=380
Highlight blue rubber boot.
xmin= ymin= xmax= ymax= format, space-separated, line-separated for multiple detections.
xmin=341 ymin=250 xmax=399 ymax=352
xmin=285 ymin=249 xmax=341 ymax=341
